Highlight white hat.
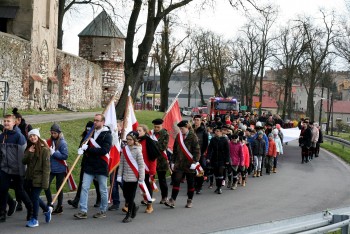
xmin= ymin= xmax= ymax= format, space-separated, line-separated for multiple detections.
xmin=256 ymin=121 xmax=262 ymax=127
xmin=28 ymin=129 xmax=40 ymax=138
xmin=272 ymin=129 xmax=279 ymax=135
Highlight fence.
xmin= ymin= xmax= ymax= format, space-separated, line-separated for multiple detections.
xmin=210 ymin=206 xmax=350 ymax=234
xmin=324 ymin=135 xmax=350 ymax=150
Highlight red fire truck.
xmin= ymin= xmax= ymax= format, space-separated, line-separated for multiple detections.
xmin=208 ymin=97 xmax=240 ymax=120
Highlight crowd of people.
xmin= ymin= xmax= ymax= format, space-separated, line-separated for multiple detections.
xmin=0 ymin=108 xmax=324 ymax=228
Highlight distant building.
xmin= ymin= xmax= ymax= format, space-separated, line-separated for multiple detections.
xmin=315 ymin=100 xmax=350 ymax=125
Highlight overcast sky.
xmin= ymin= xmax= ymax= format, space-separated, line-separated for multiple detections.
xmin=62 ymin=0 xmax=348 ymax=68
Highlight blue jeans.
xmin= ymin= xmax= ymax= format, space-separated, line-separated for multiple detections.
xmin=79 ymin=173 xmax=108 ymax=213
xmin=110 ymin=173 xmax=121 ymax=206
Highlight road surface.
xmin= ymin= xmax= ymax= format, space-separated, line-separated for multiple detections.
xmin=2 ymin=140 xmax=350 ymax=234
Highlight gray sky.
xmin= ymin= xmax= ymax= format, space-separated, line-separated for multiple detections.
xmin=62 ymin=0 xmax=347 ymax=66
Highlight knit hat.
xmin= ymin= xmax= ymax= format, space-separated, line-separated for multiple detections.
xmin=50 ymin=123 xmax=61 ymax=133
xmin=272 ymin=129 xmax=279 ymax=135
xmin=268 ymin=133 xmax=273 ymax=138
xmin=127 ymin=131 xmax=139 ymax=141
xmin=28 ymin=129 xmax=40 ymax=138
xmin=258 ymin=131 xmax=264 ymax=136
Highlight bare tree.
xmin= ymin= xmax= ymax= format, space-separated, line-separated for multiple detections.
xmin=249 ymin=4 xmax=278 ymax=115
xmin=273 ymin=21 xmax=308 ymax=120
xmin=58 ymin=0 xmax=116 ymax=49
xmin=298 ymin=10 xmax=336 ymax=121
xmin=154 ymin=15 xmax=189 ymax=112
xmin=232 ymin=22 xmax=261 ymax=110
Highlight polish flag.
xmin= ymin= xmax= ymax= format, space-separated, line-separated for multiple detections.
xmin=163 ymin=99 xmax=182 ymax=152
xmin=123 ymin=95 xmax=139 ymax=140
xmin=104 ymin=100 xmax=121 ymax=174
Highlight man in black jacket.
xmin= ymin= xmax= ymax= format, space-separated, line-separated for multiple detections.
xmin=192 ymin=115 xmax=208 ymax=194
xmin=74 ymin=114 xmax=112 ymax=219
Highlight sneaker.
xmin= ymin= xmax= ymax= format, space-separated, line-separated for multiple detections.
xmin=93 ymin=201 xmax=101 ymax=208
xmin=196 ymin=189 xmax=202 ymax=194
xmin=67 ymin=199 xmax=78 ymax=209
xmin=185 ymin=199 xmax=192 ymax=208
xmin=208 ymin=184 xmax=213 ymax=189
xmin=44 ymin=206 xmax=53 ymax=223
xmin=108 ymin=204 xmax=119 ymax=211
xmin=164 ymin=198 xmax=175 ymax=208
xmin=93 ymin=211 xmax=106 ymax=219
xmin=26 ymin=218 xmax=39 ymax=228
xmin=218 ymin=189 xmax=222 ymax=194
xmin=159 ymin=198 xmax=168 ymax=204
xmin=7 ymin=200 xmax=18 ymax=216
xmin=74 ymin=211 xmax=87 ymax=219
xmin=52 ymin=206 xmax=63 ymax=215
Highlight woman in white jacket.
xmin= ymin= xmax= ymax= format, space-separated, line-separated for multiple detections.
xmin=117 ymin=131 xmax=145 ymax=223
xmin=272 ymin=129 xmax=283 ymax=173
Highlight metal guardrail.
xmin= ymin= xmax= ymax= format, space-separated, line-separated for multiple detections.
xmin=210 ymin=207 xmax=350 ymax=234
xmin=324 ymin=135 xmax=350 ymax=149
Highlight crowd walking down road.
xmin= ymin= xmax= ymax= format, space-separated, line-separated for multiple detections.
xmin=1 ymin=109 xmax=350 ymax=234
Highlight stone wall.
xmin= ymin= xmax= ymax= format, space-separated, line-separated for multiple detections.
xmin=0 ymin=32 xmax=104 ymax=110
xmin=56 ymin=50 xmax=103 ymax=109
xmin=0 ymin=32 xmax=31 ymax=109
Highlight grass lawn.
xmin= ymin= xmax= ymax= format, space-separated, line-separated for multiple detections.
xmin=321 ymin=141 xmax=350 ymax=164
xmin=31 ymin=110 xmax=164 ymax=194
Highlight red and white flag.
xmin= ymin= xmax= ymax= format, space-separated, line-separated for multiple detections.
xmin=104 ymin=100 xmax=121 ymax=174
xmin=163 ymin=99 xmax=182 ymax=152
xmin=123 ymin=95 xmax=139 ymax=140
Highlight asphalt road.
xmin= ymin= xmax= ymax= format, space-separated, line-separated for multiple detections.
xmin=2 ymin=141 xmax=350 ymax=234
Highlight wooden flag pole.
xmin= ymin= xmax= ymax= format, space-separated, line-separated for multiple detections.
xmin=52 ymin=90 xmax=119 ymax=205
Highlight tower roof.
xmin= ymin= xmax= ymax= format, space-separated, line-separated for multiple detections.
xmin=78 ymin=10 xmax=125 ymax=38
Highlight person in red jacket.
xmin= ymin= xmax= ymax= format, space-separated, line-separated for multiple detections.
xmin=266 ymin=134 xmax=277 ymax=174
xmin=240 ymin=136 xmax=250 ymax=187
xmin=137 ymin=124 xmax=158 ymax=214
xmin=228 ymin=134 xmax=244 ymax=190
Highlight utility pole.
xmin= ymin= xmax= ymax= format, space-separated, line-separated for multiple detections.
xmin=188 ymin=49 xmax=192 ymax=107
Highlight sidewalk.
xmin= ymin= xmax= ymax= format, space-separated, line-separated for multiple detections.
xmin=24 ymin=111 xmax=99 ymax=124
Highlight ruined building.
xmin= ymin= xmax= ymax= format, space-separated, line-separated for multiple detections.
xmin=0 ymin=0 xmax=124 ymax=110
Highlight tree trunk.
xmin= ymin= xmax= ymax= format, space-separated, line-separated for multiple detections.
xmin=57 ymin=0 xmax=65 ymax=49
xmin=159 ymin=72 xmax=170 ymax=112
xmin=198 ymin=69 xmax=206 ymax=106
xmin=307 ymin=75 xmax=316 ymax=121
xmin=281 ymin=78 xmax=289 ymax=120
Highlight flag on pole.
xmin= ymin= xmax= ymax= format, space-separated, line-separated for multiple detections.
xmin=123 ymin=95 xmax=139 ymax=140
xmin=163 ymin=99 xmax=182 ymax=152
xmin=104 ymin=100 xmax=121 ymax=174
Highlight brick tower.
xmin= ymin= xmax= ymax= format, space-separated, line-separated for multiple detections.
xmin=78 ymin=10 xmax=125 ymax=107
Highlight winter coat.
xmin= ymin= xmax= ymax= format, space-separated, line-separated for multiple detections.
xmin=0 ymin=129 xmax=27 ymax=176
xmin=172 ymin=130 xmax=200 ymax=173
xmin=242 ymin=143 xmax=250 ymax=167
xmin=267 ymin=139 xmax=277 ymax=157
xmin=139 ymin=135 xmax=157 ymax=175
xmin=118 ymin=145 xmax=145 ymax=182
xmin=193 ymin=124 xmax=209 ymax=155
xmin=252 ymin=138 xmax=266 ymax=157
xmin=299 ymin=126 xmax=312 ymax=148
xmin=22 ymin=145 xmax=50 ymax=190
xmin=83 ymin=126 xmax=112 ymax=177
xmin=152 ymin=129 xmax=169 ymax=171
xmin=47 ymin=137 xmax=68 ymax=174
xmin=207 ymin=136 xmax=230 ymax=168
xmin=273 ymin=136 xmax=283 ymax=155
xmin=229 ymin=141 xmax=244 ymax=166
xmin=311 ymin=127 xmax=319 ymax=144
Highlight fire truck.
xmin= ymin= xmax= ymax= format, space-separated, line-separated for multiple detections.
xmin=208 ymin=97 xmax=240 ymax=120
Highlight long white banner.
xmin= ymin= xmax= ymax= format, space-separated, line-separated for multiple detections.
xmin=280 ymin=127 xmax=301 ymax=143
